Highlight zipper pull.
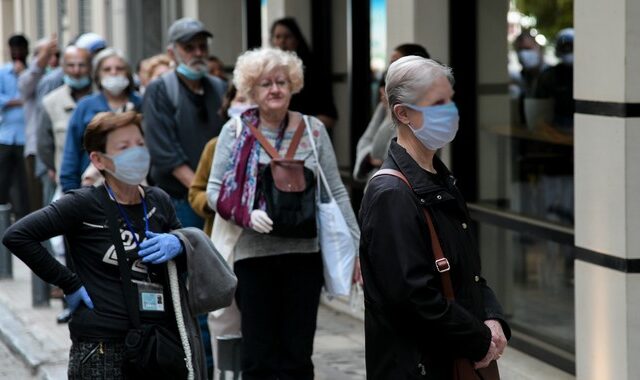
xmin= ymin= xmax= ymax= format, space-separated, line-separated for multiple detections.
xmin=418 ymin=363 xmax=426 ymax=376
xmin=99 ymin=342 xmax=104 ymax=355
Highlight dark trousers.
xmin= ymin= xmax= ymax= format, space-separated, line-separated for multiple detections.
xmin=234 ymin=252 xmax=323 ymax=380
xmin=0 ymin=144 xmax=29 ymax=218
xmin=24 ymin=154 xmax=43 ymax=212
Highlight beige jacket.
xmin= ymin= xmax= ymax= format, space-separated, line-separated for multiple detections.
xmin=42 ymin=84 xmax=77 ymax=175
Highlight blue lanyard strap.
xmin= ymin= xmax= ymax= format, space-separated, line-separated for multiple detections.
xmin=105 ymin=184 xmax=149 ymax=247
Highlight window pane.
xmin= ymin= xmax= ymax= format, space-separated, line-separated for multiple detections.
xmin=478 ymin=223 xmax=575 ymax=352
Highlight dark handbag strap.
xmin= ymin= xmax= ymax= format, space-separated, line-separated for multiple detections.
xmin=371 ymin=169 xmax=456 ymax=300
xmin=100 ymin=186 xmax=142 ymax=328
xmin=248 ymin=118 xmax=306 ymax=159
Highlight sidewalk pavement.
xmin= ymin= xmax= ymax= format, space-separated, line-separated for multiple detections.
xmin=0 ymin=258 xmax=574 ymax=380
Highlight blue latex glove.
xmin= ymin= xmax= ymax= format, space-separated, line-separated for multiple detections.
xmin=65 ymin=286 xmax=94 ymax=312
xmin=138 ymin=231 xmax=183 ymax=264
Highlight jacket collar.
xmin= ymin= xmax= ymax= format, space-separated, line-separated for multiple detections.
xmin=386 ymin=139 xmax=458 ymax=201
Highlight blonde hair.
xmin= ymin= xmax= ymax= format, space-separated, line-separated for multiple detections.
xmin=233 ymin=47 xmax=304 ymax=100
xmin=144 ymin=54 xmax=173 ymax=81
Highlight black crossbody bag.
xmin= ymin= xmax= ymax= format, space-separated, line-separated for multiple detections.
xmin=101 ymin=187 xmax=187 ymax=379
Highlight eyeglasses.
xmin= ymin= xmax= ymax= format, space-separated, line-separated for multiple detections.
xmin=257 ymin=79 xmax=289 ymax=89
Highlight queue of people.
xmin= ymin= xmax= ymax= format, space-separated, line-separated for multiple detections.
xmin=0 ymin=13 xmax=517 ymax=380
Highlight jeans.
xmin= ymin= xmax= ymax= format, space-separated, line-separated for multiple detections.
xmin=171 ymin=196 xmax=204 ymax=229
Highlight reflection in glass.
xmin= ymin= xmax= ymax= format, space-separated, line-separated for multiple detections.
xmin=478 ymin=223 xmax=574 ymax=352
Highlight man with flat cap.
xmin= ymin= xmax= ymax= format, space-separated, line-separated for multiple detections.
xmin=143 ymin=18 xmax=226 ymax=377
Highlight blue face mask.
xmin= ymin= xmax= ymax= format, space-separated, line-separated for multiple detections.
xmin=63 ymin=74 xmax=91 ymax=90
xmin=104 ymin=146 xmax=150 ymax=185
xmin=404 ymin=102 xmax=459 ymax=151
xmin=176 ymin=63 xmax=206 ymax=81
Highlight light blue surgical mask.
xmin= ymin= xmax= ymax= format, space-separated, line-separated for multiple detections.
xmin=559 ymin=53 xmax=574 ymax=65
xmin=177 ymin=63 xmax=206 ymax=81
xmin=63 ymin=74 xmax=91 ymax=90
xmin=404 ymin=102 xmax=459 ymax=151
xmin=103 ymin=146 xmax=150 ymax=185
xmin=517 ymin=49 xmax=541 ymax=70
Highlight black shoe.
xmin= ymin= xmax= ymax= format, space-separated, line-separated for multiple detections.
xmin=57 ymin=308 xmax=73 ymax=324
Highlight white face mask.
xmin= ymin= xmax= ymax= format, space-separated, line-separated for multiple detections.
xmin=517 ymin=49 xmax=541 ymax=70
xmin=101 ymin=75 xmax=130 ymax=96
xmin=227 ymin=103 xmax=255 ymax=119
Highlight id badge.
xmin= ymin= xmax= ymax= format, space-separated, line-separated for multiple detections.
xmin=134 ymin=280 xmax=165 ymax=312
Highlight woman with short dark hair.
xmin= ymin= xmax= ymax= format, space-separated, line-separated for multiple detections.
xmin=3 ymin=111 xmax=210 ymax=379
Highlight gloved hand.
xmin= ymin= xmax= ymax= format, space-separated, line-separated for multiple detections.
xmin=138 ymin=231 xmax=183 ymax=264
xmin=65 ymin=286 xmax=94 ymax=312
xmin=250 ymin=210 xmax=273 ymax=234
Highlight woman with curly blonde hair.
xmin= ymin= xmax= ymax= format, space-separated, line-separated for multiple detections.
xmin=207 ymin=47 xmax=359 ymax=379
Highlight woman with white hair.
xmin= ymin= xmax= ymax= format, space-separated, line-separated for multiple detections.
xmin=359 ymin=56 xmax=510 ymax=379
xmin=207 ymin=47 xmax=359 ymax=379
xmin=59 ymin=47 xmax=141 ymax=192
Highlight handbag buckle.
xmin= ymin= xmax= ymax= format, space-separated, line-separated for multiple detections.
xmin=435 ymin=258 xmax=450 ymax=273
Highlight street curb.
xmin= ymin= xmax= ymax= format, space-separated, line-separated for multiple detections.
xmin=0 ymin=302 xmax=50 ymax=373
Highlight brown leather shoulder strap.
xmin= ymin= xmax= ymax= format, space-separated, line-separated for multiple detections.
xmin=285 ymin=119 xmax=306 ymax=159
xmin=371 ymin=168 xmax=456 ymax=301
xmin=248 ymin=118 xmax=306 ymax=160
xmin=248 ymin=124 xmax=280 ymax=159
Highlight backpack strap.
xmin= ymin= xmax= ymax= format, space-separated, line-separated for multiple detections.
xmin=284 ymin=119 xmax=306 ymax=159
xmin=161 ymin=71 xmax=180 ymax=110
xmin=248 ymin=119 xmax=306 ymax=160
xmin=161 ymin=71 xmax=227 ymax=110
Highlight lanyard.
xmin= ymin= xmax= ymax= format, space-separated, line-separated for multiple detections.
xmin=105 ymin=184 xmax=149 ymax=247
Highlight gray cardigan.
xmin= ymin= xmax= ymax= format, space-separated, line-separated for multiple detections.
xmin=206 ymin=114 xmax=360 ymax=262
xmin=171 ymin=227 xmax=237 ymax=380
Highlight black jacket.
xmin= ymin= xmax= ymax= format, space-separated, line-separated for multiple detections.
xmin=359 ymin=140 xmax=510 ymax=379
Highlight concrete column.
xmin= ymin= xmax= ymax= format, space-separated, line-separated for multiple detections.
xmin=42 ymin=0 xmax=58 ymax=38
xmin=265 ymin=0 xmax=312 ymax=48
xmin=110 ymin=0 xmax=128 ymax=56
xmin=90 ymin=0 xmax=109 ymax=43
xmin=182 ymin=0 xmax=198 ymax=19
xmin=196 ymin=0 xmax=244 ymax=69
xmin=386 ymin=0 xmax=448 ymax=64
xmin=331 ymin=0 xmax=349 ymax=167
xmin=0 ymin=0 xmax=16 ymax=61
xmin=66 ymin=0 xmax=81 ymax=43
xmin=574 ymin=0 xmax=640 ymax=378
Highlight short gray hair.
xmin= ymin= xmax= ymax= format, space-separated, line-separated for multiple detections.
xmin=385 ymin=56 xmax=454 ymax=125
xmin=232 ymin=47 xmax=304 ymax=101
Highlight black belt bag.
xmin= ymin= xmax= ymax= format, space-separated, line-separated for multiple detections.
xmin=123 ymin=324 xmax=187 ymax=378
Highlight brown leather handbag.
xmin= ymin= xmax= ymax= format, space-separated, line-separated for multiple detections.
xmin=372 ymin=169 xmax=500 ymax=380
